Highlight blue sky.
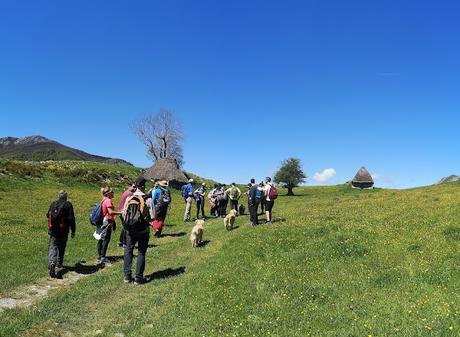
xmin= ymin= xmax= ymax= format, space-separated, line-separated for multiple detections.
xmin=0 ymin=0 xmax=459 ymax=188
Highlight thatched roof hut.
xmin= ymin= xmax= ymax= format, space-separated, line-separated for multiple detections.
xmin=351 ymin=166 xmax=374 ymax=189
xmin=142 ymin=157 xmax=189 ymax=188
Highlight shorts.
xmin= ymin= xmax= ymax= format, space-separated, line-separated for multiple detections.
xmin=265 ymin=200 xmax=274 ymax=212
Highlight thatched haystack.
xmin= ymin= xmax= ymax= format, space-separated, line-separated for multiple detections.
xmin=351 ymin=166 xmax=374 ymax=189
xmin=142 ymin=157 xmax=188 ymax=189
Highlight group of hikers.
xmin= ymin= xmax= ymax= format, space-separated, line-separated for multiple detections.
xmin=181 ymin=177 xmax=277 ymax=226
xmin=46 ymin=176 xmax=278 ymax=284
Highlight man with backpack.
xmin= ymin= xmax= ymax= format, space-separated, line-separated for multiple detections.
xmin=118 ymin=182 xmax=136 ymax=248
xmin=182 ymin=179 xmax=194 ymax=222
xmin=194 ymin=183 xmax=206 ymax=220
xmin=122 ymin=178 xmax=151 ymax=284
xmin=226 ymin=183 xmax=242 ymax=214
xmin=263 ymin=177 xmax=278 ymax=224
xmin=247 ymin=179 xmax=258 ymax=226
xmin=151 ymin=180 xmax=171 ymax=237
xmin=46 ymin=190 xmax=76 ymax=278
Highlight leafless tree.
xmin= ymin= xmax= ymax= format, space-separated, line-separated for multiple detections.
xmin=132 ymin=109 xmax=184 ymax=167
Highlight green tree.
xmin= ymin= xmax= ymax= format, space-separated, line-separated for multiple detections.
xmin=274 ymin=158 xmax=306 ymax=196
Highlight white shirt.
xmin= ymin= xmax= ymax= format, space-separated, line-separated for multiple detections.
xmin=264 ymin=183 xmax=273 ymax=201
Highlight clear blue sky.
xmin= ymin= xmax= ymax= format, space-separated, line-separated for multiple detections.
xmin=1 ymin=0 xmax=459 ymax=188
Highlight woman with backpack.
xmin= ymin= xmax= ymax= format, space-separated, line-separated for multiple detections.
xmin=263 ymin=177 xmax=278 ymax=224
xmin=226 ymin=183 xmax=242 ymax=214
xmin=256 ymin=182 xmax=265 ymax=214
xmin=208 ymin=184 xmax=219 ymax=217
xmin=151 ymin=180 xmax=171 ymax=237
xmin=98 ymin=186 xmax=121 ymax=265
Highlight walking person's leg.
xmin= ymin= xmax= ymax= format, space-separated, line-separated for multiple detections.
xmin=196 ymin=200 xmax=201 ymax=219
xmin=48 ymin=236 xmax=58 ymax=277
xmin=201 ymin=200 xmax=205 ymax=218
xmin=184 ymin=197 xmax=192 ymax=221
xmin=135 ymin=232 xmax=149 ymax=282
xmin=101 ymin=226 xmax=113 ymax=262
xmin=123 ymin=230 xmax=135 ymax=281
xmin=265 ymin=201 xmax=274 ymax=223
xmin=57 ymin=237 xmax=68 ymax=267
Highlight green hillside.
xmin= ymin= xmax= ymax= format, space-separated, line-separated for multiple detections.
xmin=1 ymin=163 xmax=460 ymax=336
xmin=0 ymin=136 xmax=132 ymax=165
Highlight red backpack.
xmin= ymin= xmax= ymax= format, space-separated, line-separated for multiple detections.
xmin=268 ymin=186 xmax=278 ymax=200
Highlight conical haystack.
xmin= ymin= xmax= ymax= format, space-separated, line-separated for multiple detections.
xmin=351 ymin=166 xmax=374 ymax=189
xmin=143 ymin=157 xmax=189 ymax=188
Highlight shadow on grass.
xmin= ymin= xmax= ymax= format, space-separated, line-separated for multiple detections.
xmin=197 ymin=240 xmax=210 ymax=247
xmin=161 ymin=232 xmax=187 ymax=238
xmin=147 ymin=244 xmax=158 ymax=248
xmin=146 ymin=266 xmax=186 ymax=282
xmin=56 ymin=261 xmax=105 ymax=278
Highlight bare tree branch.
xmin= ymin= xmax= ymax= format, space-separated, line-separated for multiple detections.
xmin=131 ymin=109 xmax=184 ymax=167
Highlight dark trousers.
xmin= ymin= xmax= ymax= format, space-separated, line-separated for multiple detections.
xmin=48 ymin=235 xmax=68 ymax=268
xmin=119 ymin=228 xmax=127 ymax=246
xmin=124 ymin=230 xmax=149 ymax=280
xmin=210 ymin=205 xmax=218 ymax=217
xmin=230 ymin=200 xmax=238 ymax=213
xmin=196 ymin=199 xmax=205 ymax=219
xmin=256 ymin=198 xmax=265 ymax=214
xmin=249 ymin=203 xmax=258 ymax=225
xmin=97 ymin=226 xmax=112 ymax=259
xmin=219 ymin=200 xmax=228 ymax=217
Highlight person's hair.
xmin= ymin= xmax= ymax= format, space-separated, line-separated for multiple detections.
xmin=265 ymin=177 xmax=272 ymax=183
xmin=134 ymin=177 xmax=147 ymax=189
xmin=101 ymin=186 xmax=113 ymax=196
xmin=259 ymin=182 xmax=264 ymax=187
xmin=250 ymin=178 xmax=255 ymax=184
xmin=214 ymin=183 xmax=219 ymax=188
xmin=58 ymin=190 xmax=67 ymax=200
xmin=231 ymin=182 xmax=236 ymax=186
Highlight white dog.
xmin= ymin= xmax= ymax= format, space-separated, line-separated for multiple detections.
xmin=190 ymin=219 xmax=205 ymax=247
xmin=224 ymin=209 xmax=237 ymax=231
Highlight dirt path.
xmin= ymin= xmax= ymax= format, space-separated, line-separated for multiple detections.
xmin=0 ymin=260 xmax=112 ymax=312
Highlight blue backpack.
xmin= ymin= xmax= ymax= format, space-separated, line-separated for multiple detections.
xmin=181 ymin=184 xmax=189 ymax=198
xmin=255 ymin=188 xmax=263 ymax=199
xmin=89 ymin=202 xmax=104 ymax=226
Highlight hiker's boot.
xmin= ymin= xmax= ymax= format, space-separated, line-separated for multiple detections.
xmin=49 ymin=263 xmax=56 ymax=278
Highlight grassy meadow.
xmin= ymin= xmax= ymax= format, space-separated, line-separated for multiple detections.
xmin=1 ymin=162 xmax=460 ymax=336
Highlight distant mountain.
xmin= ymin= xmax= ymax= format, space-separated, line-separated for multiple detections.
xmin=0 ymin=135 xmax=132 ymax=166
xmin=437 ymin=175 xmax=460 ymax=184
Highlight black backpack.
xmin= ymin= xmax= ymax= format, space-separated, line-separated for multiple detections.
xmin=157 ymin=188 xmax=171 ymax=208
xmin=48 ymin=201 xmax=66 ymax=234
xmin=123 ymin=195 xmax=147 ymax=231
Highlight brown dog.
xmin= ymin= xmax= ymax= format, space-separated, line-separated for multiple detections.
xmin=190 ymin=219 xmax=205 ymax=247
xmin=224 ymin=209 xmax=237 ymax=231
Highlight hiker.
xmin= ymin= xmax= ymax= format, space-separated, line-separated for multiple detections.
xmin=256 ymin=182 xmax=265 ymax=214
xmin=46 ymin=190 xmax=76 ymax=278
xmin=118 ymin=182 xmax=137 ymax=248
xmin=151 ymin=180 xmax=171 ymax=237
xmin=208 ymin=184 xmax=219 ymax=217
xmin=226 ymin=183 xmax=242 ymax=214
xmin=97 ymin=186 xmax=121 ymax=265
xmin=247 ymin=179 xmax=258 ymax=226
xmin=264 ymin=177 xmax=277 ymax=224
xmin=194 ymin=183 xmax=206 ymax=219
xmin=216 ymin=184 xmax=228 ymax=217
xmin=122 ymin=178 xmax=151 ymax=284
xmin=182 ymin=178 xmax=194 ymax=222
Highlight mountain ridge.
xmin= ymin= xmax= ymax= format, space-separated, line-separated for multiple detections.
xmin=0 ymin=135 xmax=132 ymax=166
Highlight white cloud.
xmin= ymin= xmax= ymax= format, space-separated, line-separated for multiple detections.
xmin=313 ymin=168 xmax=336 ymax=183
